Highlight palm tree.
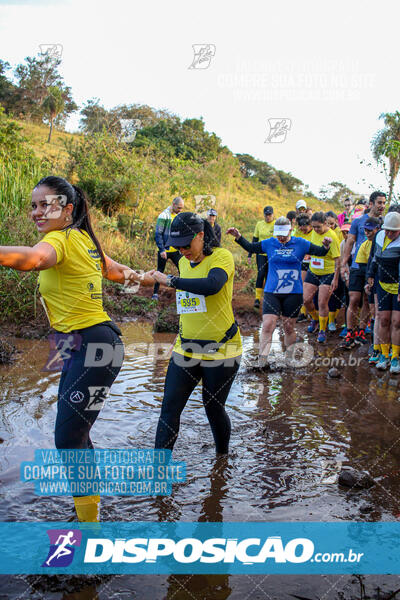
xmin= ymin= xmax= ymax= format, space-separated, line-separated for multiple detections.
xmin=42 ymin=85 xmax=65 ymax=142
xmin=371 ymin=111 xmax=400 ymax=204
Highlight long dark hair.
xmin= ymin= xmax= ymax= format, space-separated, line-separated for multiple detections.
xmin=202 ymin=218 xmax=220 ymax=256
xmin=34 ymin=176 xmax=106 ymax=270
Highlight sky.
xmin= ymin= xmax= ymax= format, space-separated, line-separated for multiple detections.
xmin=1 ymin=0 xmax=399 ymax=197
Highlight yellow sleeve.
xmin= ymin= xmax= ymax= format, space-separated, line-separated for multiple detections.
xmin=211 ymin=248 xmax=234 ymax=278
xmin=253 ymin=221 xmax=260 ymax=239
xmin=41 ymin=230 xmax=67 ymax=264
xmin=329 ymin=234 xmax=340 ymax=259
xmin=356 ymin=241 xmax=369 ymax=264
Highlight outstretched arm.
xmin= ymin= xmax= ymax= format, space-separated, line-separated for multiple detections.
xmin=0 ymin=242 xmax=57 ymax=271
xmin=225 ymin=228 xmax=264 ymax=254
xmin=102 ymin=255 xmax=154 ymax=286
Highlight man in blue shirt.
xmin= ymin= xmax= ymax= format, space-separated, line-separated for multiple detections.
xmin=340 ymin=191 xmax=386 ymax=347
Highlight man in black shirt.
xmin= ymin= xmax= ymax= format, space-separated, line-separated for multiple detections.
xmin=207 ymin=208 xmax=222 ymax=244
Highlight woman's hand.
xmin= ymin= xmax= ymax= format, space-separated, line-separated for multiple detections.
xmin=322 ymin=237 xmax=332 ymax=248
xmin=141 ymin=270 xmax=156 ymax=286
xmin=330 ymin=278 xmax=338 ymax=292
xmin=226 ymin=227 xmax=241 ymax=240
xmin=152 ymin=271 xmax=168 ymax=285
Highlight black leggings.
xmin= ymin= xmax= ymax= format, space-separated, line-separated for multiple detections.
xmin=54 ymin=322 xmax=124 ymax=450
xmin=155 ymin=353 xmax=241 ymax=454
xmin=153 ymin=250 xmax=181 ymax=294
xmin=256 ymin=254 xmax=268 ymax=289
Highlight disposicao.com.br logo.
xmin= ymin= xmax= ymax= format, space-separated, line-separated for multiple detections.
xmin=42 ymin=529 xmax=82 ymax=567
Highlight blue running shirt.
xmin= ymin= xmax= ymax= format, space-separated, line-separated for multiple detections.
xmin=260 ymin=236 xmax=311 ymax=294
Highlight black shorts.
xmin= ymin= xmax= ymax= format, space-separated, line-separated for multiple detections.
xmin=263 ymin=292 xmax=303 ymax=318
xmin=377 ymin=282 xmax=400 ymax=312
xmin=301 ymin=261 xmax=310 ymax=272
xmin=305 ymin=270 xmax=334 ymax=287
xmin=368 ymin=280 xmax=377 ymax=305
xmin=348 ymin=268 xmax=366 ymax=293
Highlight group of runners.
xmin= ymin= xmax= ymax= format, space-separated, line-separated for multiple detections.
xmin=1 ymin=176 xmax=399 ymax=522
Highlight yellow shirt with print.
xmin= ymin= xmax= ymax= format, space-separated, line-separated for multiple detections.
xmin=294 ymin=228 xmax=313 ymax=262
xmin=38 ymin=229 xmax=110 ymax=332
xmin=253 ymin=219 xmax=275 ymax=256
xmin=309 ymin=229 xmax=340 ymax=275
xmin=380 ymin=236 xmax=398 ymax=295
xmin=173 ymin=247 xmax=242 ymax=361
xmin=355 ymin=239 xmax=372 ymax=265
xmin=333 ymin=226 xmax=344 ymax=243
xmin=167 ymin=213 xmax=177 ymax=253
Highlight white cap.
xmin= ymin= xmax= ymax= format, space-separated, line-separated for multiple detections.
xmin=383 ymin=212 xmax=400 ymax=231
xmin=296 ymin=200 xmax=307 ymax=210
xmin=274 ymin=224 xmax=291 ymax=236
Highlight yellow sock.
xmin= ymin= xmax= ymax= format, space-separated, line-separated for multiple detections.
xmin=310 ymin=309 xmax=319 ymax=321
xmin=255 ymin=288 xmax=263 ymax=301
xmin=74 ymin=495 xmax=100 ymax=522
xmin=334 ymin=309 xmax=340 ymax=319
xmin=392 ymin=345 xmax=400 ymax=359
xmin=300 ymin=305 xmax=307 ymax=315
xmin=374 ymin=344 xmax=381 ymax=352
xmin=328 ymin=312 xmax=335 ymax=324
xmin=381 ymin=344 xmax=390 ymax=358
xmin=319 ymin=316 xmax=328 ymax=332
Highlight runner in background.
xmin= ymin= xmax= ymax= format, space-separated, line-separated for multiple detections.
xmin=303 ymin=211 xmax=340 ymax=343
xmin=206 ymin=208 xmax=222 ymax=244
xmin=286 ymin=211 xmax=297 ymax=230
xmin=227 ymin=216 xmax=331 ymax=366
xmin=0 ymin=176 xmax=154 ymax=522
xmin=338 ymin=222 xmax=352 ymax=338
xmin=325 ymin=211 xmax=344 ymax=331
xmin=293 ymin=214 xmax=313 ymax=322
xmin=247 ymin=206 xmax=275 ymax=309
xmin=153 ymin=212 xmax=242 ymax=455
xmin=338 ymin=197 xmax=354 ymax=227
xmin=325 ymin=211 xmax=344 ymax=243
xmin=366 ymin=211 xmax=400 ymax=373
xmin=341 ymin=191 xmax=386 ymax=348
xmin=152 ymin=196 xmax=184 ymax=301
xmin=295 ymin=200 xmax=307 ymax=217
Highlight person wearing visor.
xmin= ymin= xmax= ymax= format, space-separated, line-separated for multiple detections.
xmin=303 ymin=211 xmax=340 ymax=343
xmin=366 ymin=211 xmax=400 ymax=373
xmin=206 ymin=208 xmax=221 ymax=244
xmin=226 ymin=216 xmax=331 ymax=366
xmin=248 ymin=205 xmax=275 ymax=309
xmin=152 ymin=212 xmax=242 ymax=455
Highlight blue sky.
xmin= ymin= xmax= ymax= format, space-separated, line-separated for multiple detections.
xmin=1 ymin=0 xmax=399 ymax=197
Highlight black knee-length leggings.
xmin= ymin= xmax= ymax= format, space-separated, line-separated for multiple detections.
xmin=155 ymin=352 xmax=241 ymax=454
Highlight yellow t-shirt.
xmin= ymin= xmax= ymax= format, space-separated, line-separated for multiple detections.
xmin=380 ymin=236 xmax=398 ymax=295
xmin=355 ymin=239 xmax=372 ymax=265
xmin=38 ymin=229 xmax=110 ymax=332
xmin=167 ymin=213 xmax=177 ymax=253
xmin=173 ymin=247 xmax=242 ymax=361
xmin=253 ymin=219 xmax=275 ymax=256
xmin=333 ymin=226 xmax=344 ymax=243
xmin=294 ymin=228 xmax=313 ymax=262
xmin=309 ymin=229 xmax=340 ymax=275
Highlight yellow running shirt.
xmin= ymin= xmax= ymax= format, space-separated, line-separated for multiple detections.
xmin=253 ymin=220 xmax=275 ymax=256
xmin=309 ymin=229 xmax=340 ymax=275
xmin=333 ymin=226 xmax=344 ymax=243
xmin=173 ymin=247 xmax=242 ymax=361
xmin=38 ymin=228 xmax=110 ymax=332
xmin=294 ymin=228 xmax=313 ymax=262
xmin=355 ymin=239 xmax=372 ymax=265
xmin=380 ymin=236 xmax=398 ymax=295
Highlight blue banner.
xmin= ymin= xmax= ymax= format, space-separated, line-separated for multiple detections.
xmin=1 ymin=522 xmax=400 ymax=574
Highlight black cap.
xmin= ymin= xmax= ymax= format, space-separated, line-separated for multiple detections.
xmin=364 ymin=216 xmax=380 ymax=230
xmin=264 ymin=205 xmax=274 ymax=215
xmin=167 ymin=212 xmax=204 ymax=247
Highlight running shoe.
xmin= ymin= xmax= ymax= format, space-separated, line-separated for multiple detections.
xmin=341 ymin=331 xmax=356 ymax=349
xmin=390 ymin=358 xmax=400 ymax=374
xmin=369 ymin=349 xmax=380 ymax=364
xmin=151 ymin=293 xmax=159 ymax=301
xmin=339 ymin=326 xmax=348 ymax=338
xmin=376 ymin=354 xmax=389 ymax=370
xmin=308 ymin=319 xmax=318 ymax=333
xmin=296 ymin=313 xmax=308 ymax=322
xmin=328 ymin=322 xmax=337 ymax=332
xmin=317 ymin=330 xmax=326 ymax=343
xmin=355 ymin=329 xmax=368 ymax=345
xmin=254 ymin=299 xmax=260 ymax=309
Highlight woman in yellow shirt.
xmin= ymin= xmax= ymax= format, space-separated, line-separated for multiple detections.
xmin=0 ymin=176 xmax=154 ymax=521
xmin=248 ymin=206 xmax=275 ymax=309
xmin=152 ymin=212 xmax=242 ymax=455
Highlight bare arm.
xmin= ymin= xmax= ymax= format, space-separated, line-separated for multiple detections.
xmin=341 ymin=234 xmax=356 ymax=268
xmin=102 ymin=255 xmax=154 ymax=286
xmin=0 ymin=242 xmax=57 ymax=271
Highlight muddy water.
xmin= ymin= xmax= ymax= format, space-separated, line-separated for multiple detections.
xmin=1 ymin=320 xmax=400 ymax=598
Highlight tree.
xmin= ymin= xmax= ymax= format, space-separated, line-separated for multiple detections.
xmin=12 ymin=53 xmax=76 ymax=124
xmin=371 ymin=111 xmax=400 ymax=204
xmin=0 ymin=60 xmax=16 ymax=112
xmin=42 ymin=86 xmax=65 ymax=142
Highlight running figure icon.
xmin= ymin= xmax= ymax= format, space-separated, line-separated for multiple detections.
xmin=45 ymin=531 xmax=76 ymax=566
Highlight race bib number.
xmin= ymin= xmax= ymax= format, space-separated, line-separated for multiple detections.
xmin=311 ymin=257 xmax=324 ymax=269
xmin=176 ymin=291 xmax=207 ymax=314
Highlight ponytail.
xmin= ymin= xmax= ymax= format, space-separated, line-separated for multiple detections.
xmin=202 ymin=218 xmax=220 ymax=256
